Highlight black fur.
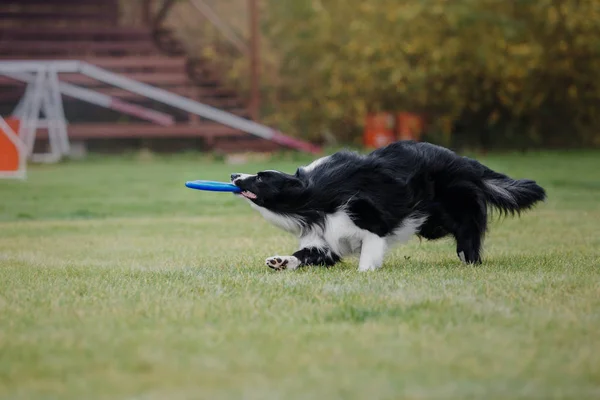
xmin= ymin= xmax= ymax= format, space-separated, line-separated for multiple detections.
xmin=233 ymin=141 xmax=546 ymax=265
xmin=292 ymin=247 xmax=340 ymax=267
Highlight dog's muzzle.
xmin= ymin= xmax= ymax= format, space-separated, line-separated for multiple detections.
xmin=231 ymin=173 xmax=258 ymax=200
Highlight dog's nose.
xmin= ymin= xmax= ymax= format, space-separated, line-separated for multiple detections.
xmin=231 ymin=173 xmax=241 ymax=181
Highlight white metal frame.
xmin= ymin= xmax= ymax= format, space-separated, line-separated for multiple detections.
xmin=12 ymin=66 xmax=70 ymax=163
xmin=0 ymin=60 xmax=320 ymax=170
xmin=6 ymin=71 xmax=174 ymax=126
xmin=1 ymin=63 xmax=176 ymax=165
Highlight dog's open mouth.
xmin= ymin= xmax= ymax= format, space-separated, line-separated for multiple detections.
xmin=240 ymin=190 xmax=257 ymax=200
xmin=231 ymin=178 xmax=257 ymax=200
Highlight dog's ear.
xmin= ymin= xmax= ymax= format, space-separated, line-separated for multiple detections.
xmin=285 ymin=175 xmax=306 ymax=191
xmin=289 ymin=175 xmax=305 ymax=187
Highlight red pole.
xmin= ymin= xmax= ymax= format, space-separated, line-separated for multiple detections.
xmin=249 ymin=0 xmax=260 ymax=121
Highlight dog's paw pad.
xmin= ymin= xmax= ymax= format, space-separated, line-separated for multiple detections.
xmin=266 ymin=256 xmax=286 ymax=270
xmin=265 ymin=256 xmax=299 ymax=271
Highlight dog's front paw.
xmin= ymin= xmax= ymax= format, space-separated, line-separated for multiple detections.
xmin=265 ymin=255 xmax=300 ymax=271
xmin=358 ymin=264 xmax=380 ymax=272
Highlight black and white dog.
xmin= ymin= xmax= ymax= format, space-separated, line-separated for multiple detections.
xmin=231 ymin=141 xmax=546 ymax=271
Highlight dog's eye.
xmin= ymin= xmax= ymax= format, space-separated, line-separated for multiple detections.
xmin=256 ymin=175 xmax=262 ymax=182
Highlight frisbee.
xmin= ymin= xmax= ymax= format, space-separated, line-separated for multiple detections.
xmin=185 ymin=180 xmax=241 ymax=193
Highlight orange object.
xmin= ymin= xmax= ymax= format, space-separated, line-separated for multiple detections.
xmin=0 ymin=117 xmax=21 ymax=172
xmin=364 ymin=112 xmax=395 ymax=148
xmin=396 ymin=112 xmax=424 ymax=141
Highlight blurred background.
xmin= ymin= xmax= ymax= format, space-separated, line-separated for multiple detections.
xmin=1 ymin=0 xmax=599 ymax=160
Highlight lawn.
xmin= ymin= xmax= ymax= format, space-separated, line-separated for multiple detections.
xmin=0 ymin=150 xmax=599 ymax=400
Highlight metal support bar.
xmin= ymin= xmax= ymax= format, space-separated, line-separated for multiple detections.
xmin=12 ymin=85 xmax=30 ymax=118
xmin=37 ymin=87 xmax=62 ymax=163
xmin=2 ymin=68 xmax=70 ymax=163
xmin=3 ymin=71 xmax=174 ymax=126
xmin=47 ymin=67 xmax=70 ymax=156
xmin=0 ymin=60 xmax=321 ymax=154
xmin=78 ymin=62 xmax=320 ymax=153
xmin=0 ymin=61 xmax=81 ymax=73
xmin=22 ymin=68 xmax=45 ymax=157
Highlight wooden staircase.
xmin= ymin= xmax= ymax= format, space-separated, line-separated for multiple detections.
xmin=0 ymin=0 xmax=279 ymax=153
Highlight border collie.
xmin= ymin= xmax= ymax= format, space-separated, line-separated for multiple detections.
xmin=231 ymin=141 xmax=546 ymax=271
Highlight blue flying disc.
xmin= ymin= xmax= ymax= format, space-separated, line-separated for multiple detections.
xmin=185 ymin=180 xmax=242 ymax=193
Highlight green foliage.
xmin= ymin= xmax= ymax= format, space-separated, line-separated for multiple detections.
xmin=264 ymin=0 xmax=600 ymax=147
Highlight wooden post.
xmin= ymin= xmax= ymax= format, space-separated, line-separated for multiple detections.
xmin=189 ymin=87 xmax=200 ymax=126
xmin=108 ymin=0 xmax=120 ymax=26
xmin=142 ymin=0 xmax=154 ymax=26
xmin=248 ymin=0 xmax=260 ymax=121
xmin=153 ymin=0 xmax=176 ymax=30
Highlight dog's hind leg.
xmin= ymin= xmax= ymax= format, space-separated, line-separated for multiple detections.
xmin=437 ymin=181 xmax=488 ymax=264
xmin=455 ymin=223 xmax=485 ymax=264
xmin=450 ymin=192 xmax=487 ymax=265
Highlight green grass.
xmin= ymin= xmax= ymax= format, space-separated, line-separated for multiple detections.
xmin=0 ymin=150 xmax=599 ymax=400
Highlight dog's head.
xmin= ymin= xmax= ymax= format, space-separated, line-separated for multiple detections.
xmin=231 ymin=170 xmax=306 ymax=210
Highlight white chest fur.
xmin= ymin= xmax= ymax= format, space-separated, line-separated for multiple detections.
xmin=250 ymin=201 xmax=426 ymax=261
xmin=249 ymin=202 xmax=303 ymax=235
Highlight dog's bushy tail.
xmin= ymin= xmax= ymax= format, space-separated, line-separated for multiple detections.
xmin=480 ymin=167 xmax=546 ymax=216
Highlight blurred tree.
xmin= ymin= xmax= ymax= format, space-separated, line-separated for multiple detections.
xmin=264 ymin=0 xmax=600 ymax=148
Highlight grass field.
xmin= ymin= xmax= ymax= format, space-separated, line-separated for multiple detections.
xmin=1 ymin=150 xmax=599 ymax=400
